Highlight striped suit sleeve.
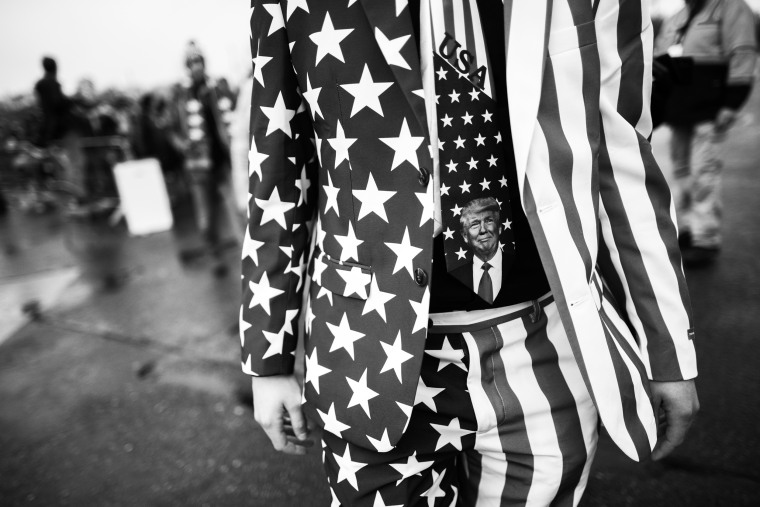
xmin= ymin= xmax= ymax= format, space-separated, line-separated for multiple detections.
xmin=594 ymin=0 xmax=697 ymax=381
xmin=240 ymin=0 xmax=318 ymax=376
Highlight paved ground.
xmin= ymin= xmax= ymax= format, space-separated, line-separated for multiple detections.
xmin=1 ymin=91 xmax=759 ymax=505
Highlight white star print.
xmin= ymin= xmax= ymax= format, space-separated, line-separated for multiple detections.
xmin=504 ymin=218 xmax=512 ymax=229
xmin=375 ymin=27 xmax=411 ymax=70
xmin=239 ymin=306 xmax=252 ymax=348
xmin=312 ymin=256 xmax=328 ymax=285
xmin=380 ymin=331 xmax=413 ymax=382
xmin=379 ymin=119 xmax=424 ymax=170
xmin=395 ymin=0 xmax=408 ymax=16
xmin=436 ymin=67 xmax=448 ymax=80
xmin=469 ymin=89 xmax=481 ymax=101
xmin=248 ymin=272 xmax=284 ymax=316
xmin=353 ymin=173 xmax=396 ymax=222
xmin=459 ymin=181 xmax=471 ymax=194
xmin=362 ymin=276 xmax=395 ymax=322
xmin=498 ymin=175 xmax=508 ymax=186
xmin=302 ymin=74 xmax=323 ymax=120
xmin=431 ymin=417 xmax=473 ymax=451
xmin=440 ymin=183 xmax=450 ymax=196
xmin=305 ymin=348 xmax=331 ymax=394
xmin=337 ymin=266 xmax=371 ymax=299
xmin=373 ymin=490 xmax=403 ymax=507
xmin=333 ymin=445 xmax=367 ymax=491
xmin=466 ymin=157 xmax=478 ymax=170
xmin=425 ymin=336 xmax=466 ymax=371
xmin=310 ymin=12 xmax=354 ymax=65
xmin=386 ymin=227 xmax=422 ymax=278
xmin=261 ymin=92 xmax=296 ymax=137
xmin=261 ymin=329 xmax=285 ymax=359
xmin=462 ymin=111 xmax=473 ymax=125
xmin=453 ymin=136 xmax=465 ymax=149
xmin=346 ymin=369 xmax=379 ymax=417
xmin=295 ymin=165 xmax=311 ymax=206
xmin=390 ymin=452 xmax=435 ymax=486
xmin=479 ymin=178 xmax=491 ymax=191
xmin=448 ymin=90 xmax=460 ymax=103
xmin=341 ymin=64 xmax=393 ymax=117
xmin=408 ymin=288 xmax=430 ymax=334
xmin=443 ymin=228 xmax=454 ymax=240
xmin=334 ymin=222 xmax=363 ymax=262
xmin=328 ymin=120 xmax=357 ymax=168
xmin=474 ymin=133 xmax=486 ymax=146
xmin=415 ymin=190 xmax=433 ymax=226
xmin=323 ymin=172 xmax=340 ymax=217
xmin=483 ymin=110 xmax=493 ymax=123
xmin=414 ymin=376 xmax=445 ymax=412
xmin=441 ymin=114 xmax=453 ymax=127
xmin=255 ymin=187 xmax=295 ymax=229
xmin=421 ymin=469 xmax=448 ymax=506
xmin=367 ymin=429 xmax=394 ymax=454
xmin=445 ymin=160 xmax=457 ymax=173
xmin=455 ymin=247 xmax=467 ymax=259
xmin=279 ymin=308 xmax=300 ymax=337
xmin=242 ymin=231 xmax=264 ymax=265
xmin=252 ymin=45 xmax=272 ymax=87
xmin=327 ymin=313 xmax=365 ymax=359
xmin=317 ymin=286 xmax=333 ymax=305
xmin=285 ymin=0 xmax=309 ymax=20
xmin=451 ymin=203 xmax=462 ymax=217
xmin=494 ymin=131 xmax=502 ymax=143
xmin=248 ymin=135 xmax=267 ymax=181
xmin=263 ymin=4 xmax=285 ymax=36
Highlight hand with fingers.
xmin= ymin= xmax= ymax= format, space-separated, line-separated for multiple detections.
xmin=650 ymin=379 xmax=700 ymax=461
xmin=251 ymin=375 xmax=314 ymax=455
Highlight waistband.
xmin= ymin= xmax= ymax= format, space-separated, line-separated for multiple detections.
xmin=428 ymin=292 xmax=554 ymax=334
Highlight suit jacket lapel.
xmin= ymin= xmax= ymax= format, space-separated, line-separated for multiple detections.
xmin=503 ymin=0 xmax=552 ymax=188
xmin=359 ymin=0 xmax=429 ymax=139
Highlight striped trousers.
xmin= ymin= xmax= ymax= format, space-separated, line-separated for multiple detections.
xmin=321 ymin=295 xmax=599 ymax=506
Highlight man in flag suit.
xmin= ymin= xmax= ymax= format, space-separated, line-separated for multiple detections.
xmin=241 ymin=0 xmax=699 ymax=505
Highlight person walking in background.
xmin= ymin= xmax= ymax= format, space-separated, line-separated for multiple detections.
xmin=34 ymin=57 xmax=70 ymax=148
xmin=170 ymin=41 xmax=242 ymax=275
xmin=655 ymin=0 xmax=758 ymax=267
xmin=243 ymin=1 xmax=699 ymax=505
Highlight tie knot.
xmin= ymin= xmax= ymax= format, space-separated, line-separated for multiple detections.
xmin=482 ymin=262 xmax=491 ymax=272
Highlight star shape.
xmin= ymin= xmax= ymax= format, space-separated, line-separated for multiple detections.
xmin=252 ymin=45 xmax=272 ymax=87
xmin=379 ymin=118 xmax=424 ymax=170
xmin=504 ymin=218 xmax=512 ymax=229
xmin=394 ymin=0 xmax=407 ymax=16
xmin=341 ymin=64 xmax=393 ymax=117
xmin=482 ymin=110 xmax=493 ymax=123
xmin=451 ymin=203 xmax=462 ymax=217
xmin=239 ymin=307 xmax=252 ymax=347
xmin=425 ymin=336 xmax=466 ymax=371
xmin=294 ymin=165 xmax=311 ymax=206
xmin=380 ymin=331 xmax=413 ymax=382
xmin=263 ymin=4 xmax=285 ymax=36
xmin=285 ymin=0 xmax=309 ymax=20
xmin=459 ymin=181 xmax=471 ymax=194
xmin=323 ymin=172 xmax=340 ymax=217
xmin=498 ymin=175 xmax=508 ymax=186
xmin=385 ymin=227 xmax=422 ymax=278
xmin=440 ymin=114 xmax=453 ymax=127
xmin=453 ymin=136 xmax=465 ymax=149
xmin=421 ymin=469 xmax=447 ymax=506
xmin=474 ymin=133 xmax=486 ymax=146
xmin=436 ymin=67 xmax=448 ymax=80
xmin=408 ymin=288 xmax=430 ymax=334
xmin=310 ymin=12 xmax=354 ymax=65
xmin=448 ymin=90 xmax=460 ymax=103
xmin=242 ymin=232 xmax=264 ymax=265
xmin=461 ymin=111 xmax=473 ymax=125
xmin=334 ymin=222 xmax=363 ymax=262
xmin=247 ymin=135 xmax=268 ymax=181
xmin=494 ymin=131 xmax=502 ymax=143
xmin=362 ymin=275 xmax=395 ymax=322
xmin=333 ymin=445 xmax=367 ymax=491
xmin=469 ymin=89 xmax=481 ymax=101
xmin=327 ymin=312 xmax=366 ymax=359
xmin=466 ymin=157 xmax=478 ymax=170
xmin=328 ymin=120 xmax=357 ymax=167
xmin=414 ymin=376 xmax=445 ymax=412
xmin=337 ymin=266 xmax=371 ymax=299
xmin=305 ymin=348 xmax=332 ymax=395
xmin=455 ymin=247 xmax=467 ymax=259
xmin=479 ymin=177 xmax=491 ymax=191
xmin=247 ymin=272 xmax=284 ymax=315
xmin=440 ymin=183 xmax=450 ymax=195
xmin=442 ymin=228 xmax=454 ymax=240
xmin=261 ymin=329 xmax=285 ymax=359
xmin=261 ymin=92 xmax=296 ymax=137
xmin=255 ymin=187 xmax=295 ymax=229
xmin=430 ymin=417 xmax=473 ymax=451
xmin=372 ymin=490 xmax=403 ymax=507
xmin=346 ymin=369 xmax=379 ymax=417
xmin=302 ymin=74 xmax=323 ymax=120
xmin=353 ymin=173 xmax=396 ymax=222
xmin=389 ymin=452 xmax=434 ymax=486
xmin=445 ymin=160 xmax=457 ymax=173
xmin=415 ymin=190 xmax=433 ymax=226
xmin=374 ymin=27 xmax=411 ymax=70
xmin=367 ymin=430 xmax=394 ymax=454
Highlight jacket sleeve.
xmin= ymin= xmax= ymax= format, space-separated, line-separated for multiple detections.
xmin=721 ymin=0 xmax=758 ymax=86
xmin=595 ymin=0 xmax=697 ymax=381
xmin=240 ymin=0 xmax=318 ymax=376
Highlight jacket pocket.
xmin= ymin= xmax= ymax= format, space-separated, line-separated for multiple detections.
xmin=309 ymin=250 xmax=372 ymax=301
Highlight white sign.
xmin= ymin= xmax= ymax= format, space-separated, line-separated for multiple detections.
xmin=112 ymin=158 xmax=173 ymax=236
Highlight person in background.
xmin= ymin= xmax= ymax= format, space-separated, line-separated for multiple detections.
xmin=34 ymin=57 xmax=70 ymax=147
xmin=170 ymin=41 xmax=242 ymax=275
xmin=655 ymin=0 xmax=758 ymax=267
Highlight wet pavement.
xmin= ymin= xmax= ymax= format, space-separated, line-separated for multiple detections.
xmin=2 ymin=92 xmax=760 ymax=505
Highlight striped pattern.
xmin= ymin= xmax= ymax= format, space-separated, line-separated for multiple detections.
xmin=321 ymin=299 xmax=597 ymax=506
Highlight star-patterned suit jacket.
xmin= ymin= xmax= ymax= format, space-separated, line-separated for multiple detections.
xmin=241 ymin=0 xmax=698 ymax=461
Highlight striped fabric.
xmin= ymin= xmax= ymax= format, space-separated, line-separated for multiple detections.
xmin=242 ymin=0 xmax=697 ymax=464
xmin=321 ymin=297 xmax=597 ymax=506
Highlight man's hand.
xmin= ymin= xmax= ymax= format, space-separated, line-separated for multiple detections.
xmin=650 ymin=379 xmax=700 ymax=461
xmin=251 ymin=375 xmax=313 ymax=455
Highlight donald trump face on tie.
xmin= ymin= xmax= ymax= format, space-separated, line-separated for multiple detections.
xmin=460 ymin=197 xmax=503 ymax=263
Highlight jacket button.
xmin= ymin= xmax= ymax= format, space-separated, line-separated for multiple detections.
xmin=418 ymin=167 xmax=430 ymax=186
xmin=414 ymin=268 xmax=428 ymax=286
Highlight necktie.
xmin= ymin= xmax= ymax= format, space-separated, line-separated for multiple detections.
xmin=478 ymin=262 xmax=493 ymax=304
xmin=424 ymin=0 xmax=515 ymax=303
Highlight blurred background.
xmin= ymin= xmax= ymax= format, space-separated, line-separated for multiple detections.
xmin=1 ymin=0 xmax=759 ymax=506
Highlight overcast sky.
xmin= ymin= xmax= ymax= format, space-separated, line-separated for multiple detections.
xmin=1 ymin=0 xmax=758 ymax=98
